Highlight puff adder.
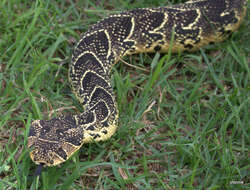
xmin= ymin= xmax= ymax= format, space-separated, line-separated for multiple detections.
xmin=28 ymin=0 xmax=247 ymax=167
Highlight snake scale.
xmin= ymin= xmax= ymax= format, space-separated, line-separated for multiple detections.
xmin=28 ymin=0 xmax=247 ymax=167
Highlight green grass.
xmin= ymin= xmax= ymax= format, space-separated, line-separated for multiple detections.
xmin=0 ymin=0 xmax=249 ymax=189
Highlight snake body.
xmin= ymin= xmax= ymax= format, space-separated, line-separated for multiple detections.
xmin=28 ymin=0 xmax=247 ymax=166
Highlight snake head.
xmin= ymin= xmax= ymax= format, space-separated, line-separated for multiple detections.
xmin=28 ymin=116 xmax=83 ymax=166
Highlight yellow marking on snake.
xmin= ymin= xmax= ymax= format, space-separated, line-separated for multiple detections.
xmin=28 ymin=0 xmax=247 ymax=166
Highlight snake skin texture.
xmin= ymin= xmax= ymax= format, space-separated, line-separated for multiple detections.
xmin=28 ymin=0 xmax=247 ymax=166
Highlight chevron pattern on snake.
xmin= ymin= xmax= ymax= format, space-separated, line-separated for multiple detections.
xmin=28 ymin=0 xmax=246 ymax=166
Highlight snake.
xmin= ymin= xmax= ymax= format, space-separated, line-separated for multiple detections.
xmin=28 ymin=0 xmax=247 ymax=167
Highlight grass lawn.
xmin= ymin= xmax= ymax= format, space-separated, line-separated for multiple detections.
xmin=0 ymin=0 xmax=249 ymax=189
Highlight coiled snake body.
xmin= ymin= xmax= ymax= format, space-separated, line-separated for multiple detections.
xmin=28 ymin=0 xmax=247 ymax=166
